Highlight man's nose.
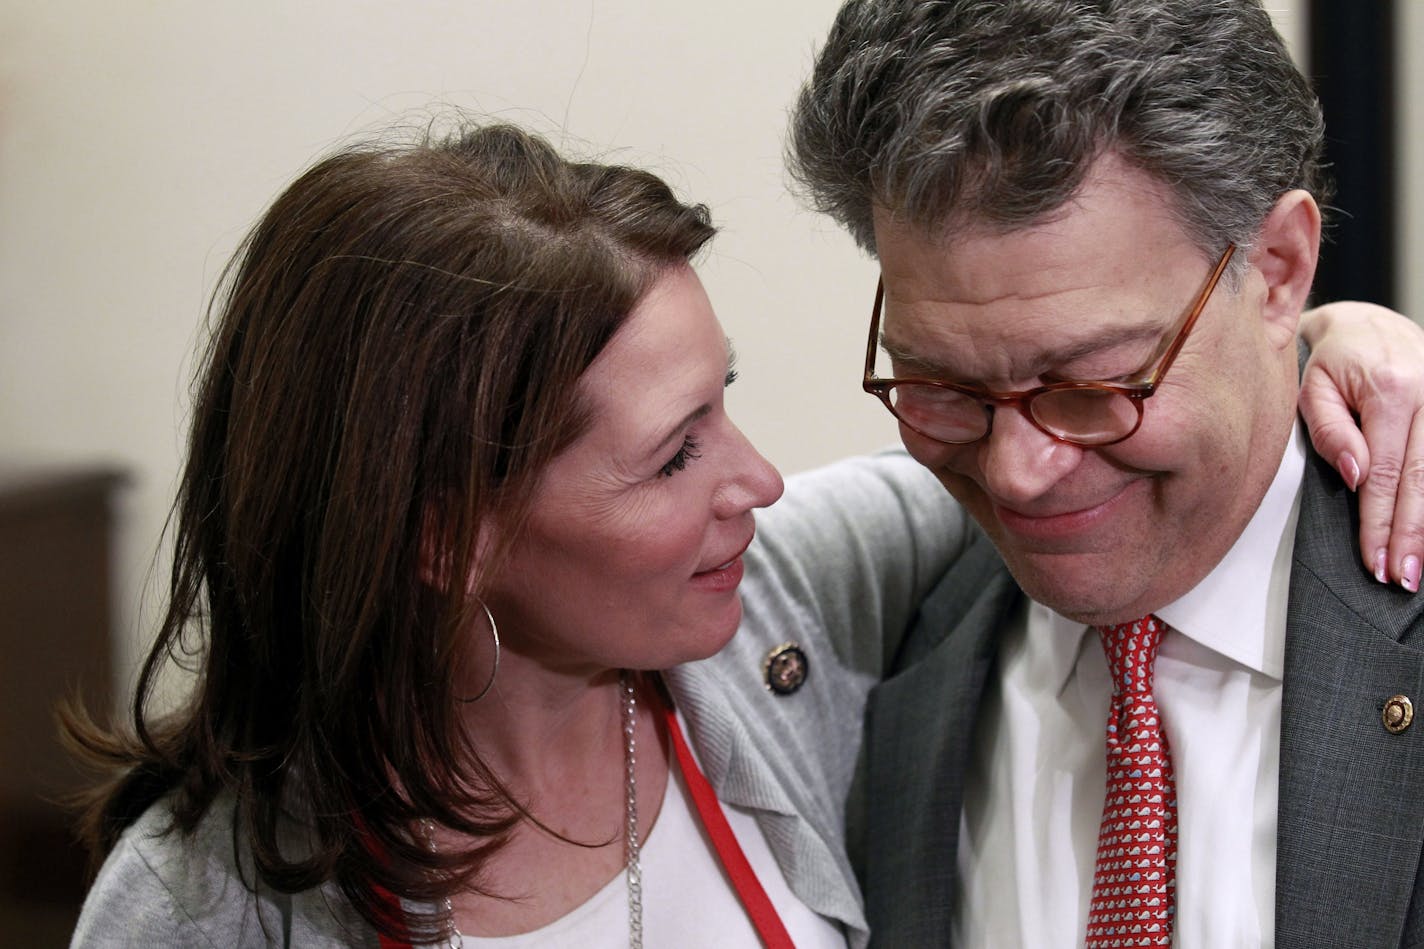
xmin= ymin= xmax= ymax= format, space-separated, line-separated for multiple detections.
xmin=977 ymin=406 xmax=1084 ymax=505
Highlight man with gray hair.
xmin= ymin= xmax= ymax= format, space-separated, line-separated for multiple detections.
xmin=789 ymin=1 xmax=1424 ymax=945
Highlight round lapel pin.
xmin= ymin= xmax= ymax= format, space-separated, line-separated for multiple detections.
xmin=762 ymin=642 xmax=808 ymax=695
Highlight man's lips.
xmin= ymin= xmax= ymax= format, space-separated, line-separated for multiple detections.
xmin=991 ymin=481 xmax=1140 ymax=543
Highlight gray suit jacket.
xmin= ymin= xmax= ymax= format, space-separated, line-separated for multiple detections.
xmin=852 ymin=448 xmax=1424 ymax=947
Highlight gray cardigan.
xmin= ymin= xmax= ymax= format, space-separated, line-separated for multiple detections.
xmin=71 ymin=450 xmax=973 ymax=948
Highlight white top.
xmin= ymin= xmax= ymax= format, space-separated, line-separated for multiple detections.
xmin=461 ymin=711 xmax=845 ymax=948
xmin=953 ymin=424 xmax=1307 ymax=948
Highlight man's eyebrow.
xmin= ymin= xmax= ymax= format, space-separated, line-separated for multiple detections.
xmin=878 ymin=337 xmax=954 ymax=377
xmin=878 ymin=321 xmax=1166 ymax=381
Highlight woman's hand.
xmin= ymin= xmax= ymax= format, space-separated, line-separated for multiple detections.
xmin=1300 ymin=301 xmax=1424 ymax=591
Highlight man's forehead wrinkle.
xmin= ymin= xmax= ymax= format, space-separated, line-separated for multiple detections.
xmin=923 ymin=274 xmax=1114 ymax=308
xmin=883 ymin=310 xmax=1045 ymax=382
xmin=881 ymin=290 xmax=1162 ymax=384
xmin=882 ymin=237 xmax=1114 ymax=303
xmin=881 ymin=269 xmax=1130 ymax=336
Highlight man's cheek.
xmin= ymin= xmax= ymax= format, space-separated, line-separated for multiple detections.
xmin=899 ymin=423 xmax=960 ymax=472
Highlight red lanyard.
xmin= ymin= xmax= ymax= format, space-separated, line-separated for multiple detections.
xmin=378 ymin=693 xmax=796 ymax=949
xmin=661 ymin=700 xmax=796 ymax=949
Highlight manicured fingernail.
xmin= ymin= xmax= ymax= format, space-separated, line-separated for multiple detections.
xmin=1338 ymin=452 xmax=1360 ymax=491
xmin=1375 ymin=548 xmax=1389 ymax=584
xmin=1403 ymin=556 xmax=1421 ymax=593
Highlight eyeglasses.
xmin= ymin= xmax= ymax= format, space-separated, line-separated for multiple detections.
xmin=863 ymin=243 xmax=1236 ymax=447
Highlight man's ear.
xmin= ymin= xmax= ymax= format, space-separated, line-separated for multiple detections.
xmin=1250 ymin=189 xmax=1321 ymax=350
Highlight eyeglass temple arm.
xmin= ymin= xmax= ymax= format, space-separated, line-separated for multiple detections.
xmin=1138 ymin=243 xmax=1237 ymax=388
xmin=864 ymin=279 xmax=886 ymax=384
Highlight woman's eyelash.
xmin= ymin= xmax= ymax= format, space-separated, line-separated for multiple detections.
xmin=659 ymin=433 xmax=702 ymax=478
xmin=657 ymin=361 xmax=730 ymax=478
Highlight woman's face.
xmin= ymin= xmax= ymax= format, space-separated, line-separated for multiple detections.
xmin=483 ymin=264 xmax=784 ymax=674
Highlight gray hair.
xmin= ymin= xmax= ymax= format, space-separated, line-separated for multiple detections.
xmin=787 ymin=0 xmax=1332 ymax=263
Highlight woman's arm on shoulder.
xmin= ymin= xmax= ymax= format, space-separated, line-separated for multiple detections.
xmin=1300 ymin=301 xmax=1424 ymax=590
xmin=743 ymin=447 xmax=972 ymax=675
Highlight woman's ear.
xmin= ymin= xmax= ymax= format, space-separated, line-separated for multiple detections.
xmin=1250 ymin=189 xmax=1322 ymax=351
xmin=418 ymin=503 xmax=493 ymax=594
xmin=418 ymin=504 xmax=452 ymax=590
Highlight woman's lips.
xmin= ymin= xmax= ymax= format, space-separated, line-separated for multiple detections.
xmin=691 ymin=533 xmax=755 ymax=591
xmin=690 ymin=556 xmax=745 ymax=593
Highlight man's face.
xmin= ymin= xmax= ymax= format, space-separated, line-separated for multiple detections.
xmin=871 ymin=155 xmax=1300 ymax=626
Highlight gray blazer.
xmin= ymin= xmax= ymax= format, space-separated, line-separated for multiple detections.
xmin=851 ymin=447 xmax=1424 ymax=946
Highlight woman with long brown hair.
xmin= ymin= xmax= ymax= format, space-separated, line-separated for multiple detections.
xmin=65 ymin=120 xmax=1424 ymax=948
xmin=67 ymin=122 xmax=873 ymax=947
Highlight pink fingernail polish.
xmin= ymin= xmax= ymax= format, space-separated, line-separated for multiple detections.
xmin=1338 ymin=452 xmax=1360 ymax=491
xmin=1375 ymin=549 xmax=1389 ymax=584
xmin=1404 ymin=556 xmax=1420 ymax=593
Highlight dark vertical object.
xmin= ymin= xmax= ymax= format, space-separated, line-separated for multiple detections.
xmin=1308 ymin=0 xmax=1397 ymax=308
xmin=0 ymin=467 xmax=125 ymax=943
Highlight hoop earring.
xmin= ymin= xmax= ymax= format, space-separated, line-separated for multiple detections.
xmin=459 ymin=601 xmax=501 ymax=703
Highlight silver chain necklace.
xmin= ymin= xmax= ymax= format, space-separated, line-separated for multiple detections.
xmin=423 ymin=670 xmax=643 ymax=948
xmin=621 ymin=670 xmax=644 ymax=948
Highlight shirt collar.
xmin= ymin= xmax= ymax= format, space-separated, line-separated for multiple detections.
xmin=1040 ymin=422 xmax=1306 ymax=691
xmin=1155 ymin=422 xmax=1304 ymax=677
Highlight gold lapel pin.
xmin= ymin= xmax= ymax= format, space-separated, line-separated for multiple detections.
xmin=1383 ymin=694 xmax=1414 ymax=734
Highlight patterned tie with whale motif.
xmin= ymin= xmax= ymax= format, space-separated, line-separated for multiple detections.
xmin=1084 ymin=614 xmax=1177 ymax=948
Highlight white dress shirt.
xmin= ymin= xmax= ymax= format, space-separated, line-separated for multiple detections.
xmin=953 ymin=424 xmax=1307 ymax=948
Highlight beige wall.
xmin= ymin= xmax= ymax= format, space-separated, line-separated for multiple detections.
xmin=0 ymin=1 xmax=1414 ymax=692
xmin=0 ymin=2 xmax=893 ymax=689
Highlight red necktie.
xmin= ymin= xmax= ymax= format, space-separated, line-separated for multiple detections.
xmin=1084 ymin=615 xmax=1177 ymax=947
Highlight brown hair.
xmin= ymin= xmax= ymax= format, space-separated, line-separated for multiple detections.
xmin=64 ymin=122 xmax=715 ymax=942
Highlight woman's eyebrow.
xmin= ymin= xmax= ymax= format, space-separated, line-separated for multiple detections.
xmin=647 ymin=405 xmax=712 ymax=459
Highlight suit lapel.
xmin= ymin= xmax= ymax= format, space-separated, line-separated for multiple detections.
xmin=1276 ymin=450 xmax=1424 ymax=947
xmin=855 ymin=534 xmax=1018 ymax=946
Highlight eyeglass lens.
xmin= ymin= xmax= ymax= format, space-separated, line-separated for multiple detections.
xmin=887 ymin=383 xmax=1142 ymax=445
